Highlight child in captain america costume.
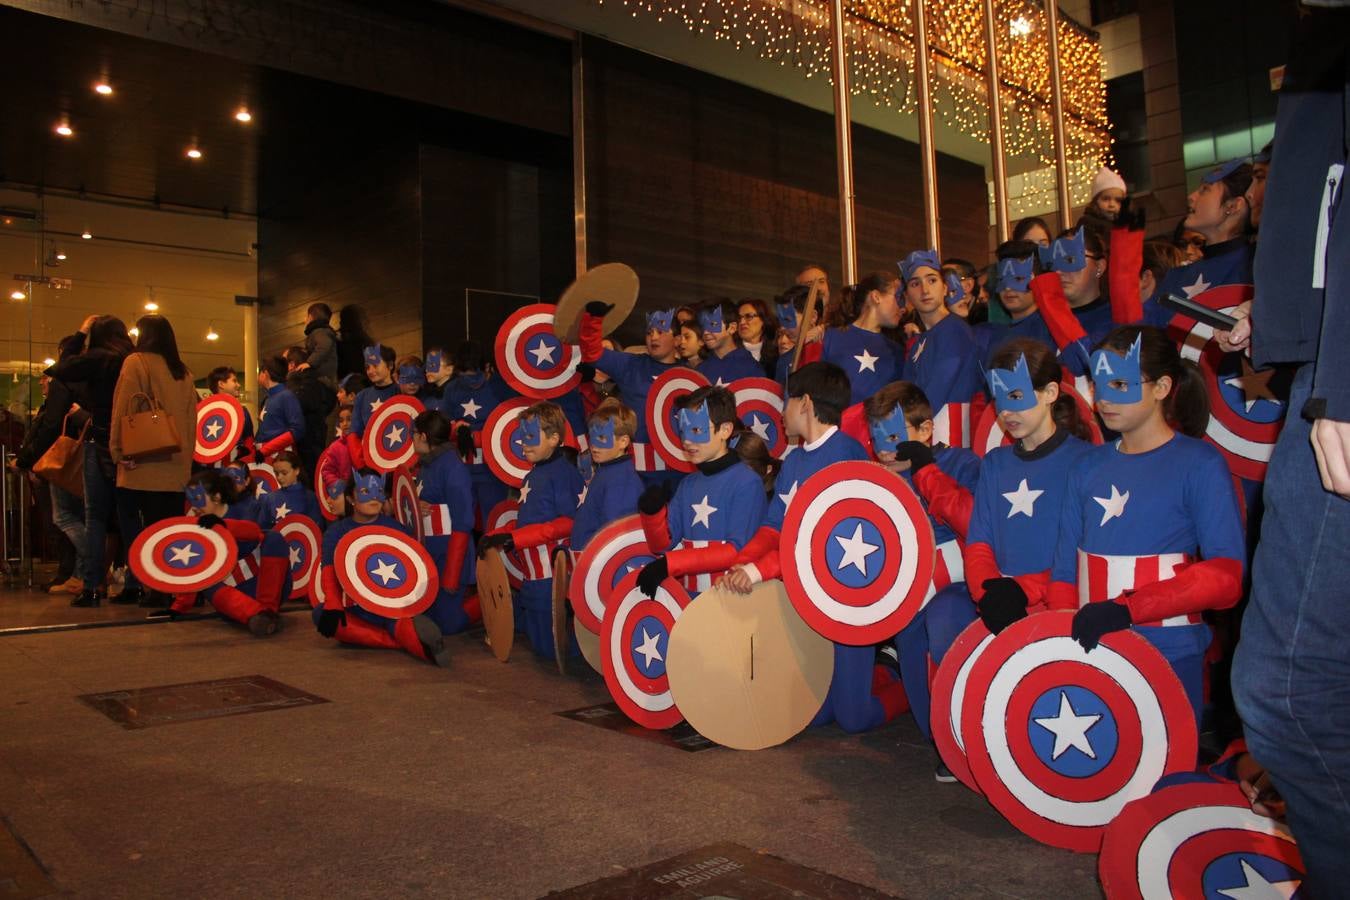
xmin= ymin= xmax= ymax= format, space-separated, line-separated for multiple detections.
xmin=1050 ymin=326 xmax=1245 ymax=724
xmin=897 ymin=250 xmax=986 ymax=438
xmin=204 ymin=365 xmax=255 ymax=465
xmin=799 ymin=272 xmax=903 ymax=406
xmin=147 ymin=470 xmax=291 ymax=635
xmin=423 ymin=347 xmax=454 ymax=401
xmin=696 ymin=300 xmax=764 ymax=386
xmin=256 ymin=450 xmax=322 ymax=529
xmin=255 ymin=354 xmax=306 ymax=461
xmin=721 ymin=363 xmax=908 ymax=735
xmin=634 ymin=386 xmax=768 ymax=600
xmin=477 ymin=402 xmax=583 ymax=661
xmin=395 ymin=353 xmax=442 ymax=412
xmin=578 ymin=302 xmax=688 ymax=485
xmin=974 ymin=242 xmax=1060 ymax=369
xmin=441 ymin=341 xmax=517 ymax=529
xmin=411 ymin=411 xmax=477 ymax=635
xmin=221 ymin=462 xmax=263 ymax=522
xmin=312 ymin=470 xmax=450 ymax=666
xmin=571 ymin=399 xmax=643 ymax=553
xmin=345 ymin=344 xmax=400 ymax=469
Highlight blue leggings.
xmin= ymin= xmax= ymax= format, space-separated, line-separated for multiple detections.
xmin=896 ymin=584 xmax=978 ymax=740
xmin=810 ymin=643 xmax=889 ymax=734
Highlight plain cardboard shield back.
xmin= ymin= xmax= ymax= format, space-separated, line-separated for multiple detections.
xmin=475 ymin=551 xmax=514 ymax=662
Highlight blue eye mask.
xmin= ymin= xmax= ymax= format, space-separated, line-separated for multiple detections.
xmin=397 ymin=365 xmax=425 ymax=387
xmin=423 ymin=351 xmax=443 ymax=376
xmin=868 ymin=404 xmax=909 ymax=454
xmin=1048 ymin=226 xmax=1087 ymax=274
xmin=998 ymin=256 xmax=1034 ymax=293
xmin=677 ymin=402 xmax=713 ymax=445
xmin=697 ymin=306 xmax=725 ymax=335
xmin=1203 ymin=158 xmax=1244 ymax=184
xmin=899 ymin=249 xmax=942 ymax=284
xmin=1090 ymin=333 xmax=1144 ymax=404
xmin=363 ymin=344 xmax=384 ymax=368
xmin=186 ymin=483 xmax=209 ymax=510
xmin=325 ymin=479 xmax=346 ymax=501
xmin=776 ymin=301 xmax=798 ymax=331
xmin=987 ymin=353 xmax=1038 ymax=413
xmin=588 ymin=416 xmax=616 ymax=450
xmin=944 ymin=272 xmax=966 ymax=307
xmin=645 ymin=309 xmax=675 ymax=334
xmin=354 ymin=472 xmax=386 ymax=503
xmin=516 ymin=416 xmax=542 ymax=448
xmin=224 ymin=466 xmax=249 ymax=488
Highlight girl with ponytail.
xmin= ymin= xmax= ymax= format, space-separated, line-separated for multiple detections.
xmin=802 ymin=271 xmax=903 ymax=405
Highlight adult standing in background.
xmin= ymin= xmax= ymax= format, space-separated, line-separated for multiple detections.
xmin=335 ymin=304 xmax=374 ymax=380
xmin=109 ymin=315 xmax=198 ymax=607
xmin=300 ymin=302 xmax=339 ymax=389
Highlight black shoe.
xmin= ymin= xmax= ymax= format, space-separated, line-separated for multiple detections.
xmin=412 ymin=615 xmax=451 ymax=667
xmin=934 ymin=762 xmax=957 ymax=784
xmin=71 ymin=589 xmax=102 ymax=608
xmin=110 ymin=585 xmax=145 ymax=605
xmin=247 ymin=611 xmax=279 ymax=637
xmin=875 ymin=643 xmax=901 ymax=677
xmin=146 ymin=608 xmax=177 ymax=621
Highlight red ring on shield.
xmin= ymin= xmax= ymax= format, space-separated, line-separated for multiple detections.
xmin=390 ymin=467 xmax=423 ymax=542
xmin=930 ymin=618 xmax=996 ymax=794
xmin=779 ymin=461 xmax=935 ymax=645
xmin=569 ymin=514 xmax=656 ymax=633
xmin=335 ymin=525 xmax=439 ymax=619
xmin=482 ymin=397 xmax=578 ymax=488
xmin=494 ymin=303 xmax=581 ymax=399
xmin=485 ymin=499 xmax=526 ymax=589
xmin=314 ymin=444 xmax=343 ymax=522
xmin=601 ymin=570 xmax=691 ymax=730
xmin=645 ymin=368 xmax=710 ymax=473
xmin=729 ymin=377 xmax=788 ymax=458
xmin=129 ymin=517 xmax=239 ymax=594
xmin=193 ymin=395 xmax=244 ymax=464
xmin=277 ymin=514 xmax=322 ymax=602
xmin=971 ymin=378 xmax=1102 ymax=458
xmin=1099 ymin=781 xmax=1306 ymax=900
xmin=249 ymin=463 xmax=279 ymax=497
xmin=362 ymin=396 xmax=424 ymax=473
xmin=962 ymin=611 xmax=1199 ymax=853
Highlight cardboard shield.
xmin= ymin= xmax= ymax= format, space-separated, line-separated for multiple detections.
xmin=568 ymin=514 xmax=657 ymax=633
xmin=250 ymin=462 xmax=279 ymax=497
xmin=476 ymin=549 xmax=514 ymax=662
xmin=552 ymin=548 xmax=571 ymax=675
xmin=482 ymin=397 xmax=579 ymax=488
xmin=729 ymin=377 xmax=788 ymax=459
xmin=602 ymin=570 xmax=691 ymax=730
xmin=553 ymin=262 xmax=639 ymax=344
xmin=314 ymin=444 xmax=344 ymax=522
xmin=495 ymin=303 xmax=582 ymax=399
xmin=779 ymin=460 xmax=936 ymax=645
xmin=971 ymin=378 xmax=1102 ymax=458
xmin=644 ymin=368 xmax=710 ymax=473
xmin=390 ymin=466 xmax=423 ymax=542
xmin=362 ymin=396 xmax=424 ymax=473
xmin=485 ymin=499 xmax=526 ymax=589
xmin=334 ymin=525 xmax=438 ymax=619
xmin=667 ymin=581 xmax=834 ymax=750
xmin=1098 ymin=781 xmax=1305 ymax=900
xmin=129 ymin=517 xmax=239 ymax=594
xmin=962 ymin=611 xmax=1199 ymax=853
xmin=277 ymin=514 xmax=322 ymax=602
xmin=193 ymin=395 xmax=245 ymax=464
xmin=930 ymin=618 xmax=997 ymax=793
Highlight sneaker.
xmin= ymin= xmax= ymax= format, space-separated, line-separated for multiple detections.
xmin=49 ymin=576 xmax=83 ymax=595
xmin=934 ymin=761 xmax=958 ymax=784
xmin=247 ymin=611 xmax=279 ymax=637
xmin=70 ymin=590 xmax=102 ymax=608
xmin=875 ymin=643 xmax=901 ymax=676
xmin=412 ymin=615 xmax=452 ymax=667
xmin=110 ymin=566 xmax=126 ymax=587
xmin=110 ymin=585 xmax=145 ymax=606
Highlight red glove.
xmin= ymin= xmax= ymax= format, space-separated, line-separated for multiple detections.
xmin=1030 ymin=272 xmax=1087 ymax=351
xmin=320 ymin=566 xmax=346 ymax=609
xmin=221 ymin=519 xmax=263 ymax=544
xmin=666 ymin=542 xmax=740 ymax=579
xmin=512 ymin=516 xmax=573 ymax=548
xmin=967 ymin=541 xmax=1049 ymax=607
xmin=442 ymin=531 xmax=470 ymax=593
xmin=258 ymin=432 xmax=294 ymax=459
xmin=579 ymin=309 xmax=605 ymax=363
xmin=1121 ymin=558 xmax=1243 ymax=622
xmin=1109 ymin=226 xmax=1145 ymax=325
xmin=913 ymin=465 xmax=973 ymax=541
xmin=344 ymin=432 xmax=366 ymax=470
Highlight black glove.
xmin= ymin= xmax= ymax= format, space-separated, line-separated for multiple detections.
xmin=1071 ymin=600 xmax=1132 ymax=651
xmin=584 ymin=301 xmax=615 ymax=317
xmin=638 ymin=482 xmax=671 ymax=516
xmin=636 ymin=555 xmax=669 ymax=598
xmin=197 ymin=513 xmax=225 ymax=531
xmin=1117 ymin=195 xmax=1146 ymax=231
xmin=455 ymin=424 xmax=476 ymax=460
xmin=478 ymin=532 xmax=515 ymax=559
xmin=895 ymin=441 xmax=934 ymax=474
xmin=577 ymin=362 xmax=597 ymax=384
xmin=978 ymin=577 xmax=1029 ymax=635
xmin=316 ymin=609 xmax=346 ymax=638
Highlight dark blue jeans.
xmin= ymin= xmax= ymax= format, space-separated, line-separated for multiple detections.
xmin=1233 ymin=363 xmax=1350 ymax=897
xmin=80 ymin=444 xmax=117 ymax=591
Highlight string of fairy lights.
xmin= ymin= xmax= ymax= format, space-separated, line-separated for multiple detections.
xmin=592 ymin=0 xmax=1112 ymax=213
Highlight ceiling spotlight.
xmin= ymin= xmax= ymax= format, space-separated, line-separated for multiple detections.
xmin=10 ymin=290 xmax=27 ymax=301
xmin=55 ymin=249 xmax=67 ymax=261
xmin=81 ymin=230 xmax=92 ymax=240
xmin=94 ymin=82 xmax=113 ymax=96
xmin=186 ymin=146 xmax=203 ymax=160
xmin=55 ymin=120 xmax=74 ymax=137
xmin=129 ymin=326 xmax=140 ymax=338
xmin=206 ymin=323 xmax=220 ymax=341
xmin=144 ymin=300 xmax=159 ymax=312
xmin=235 ymin=107 xmax=252 ymax=123
xmin=42 ymin=357 xmax=56 ymax=367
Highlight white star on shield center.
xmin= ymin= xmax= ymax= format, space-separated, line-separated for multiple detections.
xmin=749 ymin=415 xmax=772 ymax=440
xmin=370 ymin=557 xmax=401 ymax=585
xmin=690 ymin=495 xmax=717 ymax=528
xmin=1033 ymin=691 xmax=1102 ymax=760
xmin=634 ymin=628 xmax=664 ymax=670
xmin=289 ymin=545 xmax=302 ymax=567
xmin=460 ymin=398 xmax=481 ymax=419
xmin=205 ymin=420 xmax=223 ymax=439
xmin=834 ymin=522 xmax=879 ymax=577
xmin=385 ymin=423 xmax=405 ymax=447
xmin=529 ymin=339 xmax=556 ymax=366
xmin=168 ymin=543 xmax=200 ymax=565
xmin=1215 ymin=858 xmax=1301 ymax=900
xmin=854 ymin=349 xmax=879 ymax=373
xmin=1093 ymin=484 xmax=1130 ymax=526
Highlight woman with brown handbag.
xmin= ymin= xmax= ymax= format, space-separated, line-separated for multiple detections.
xmin=108 ymin=315 xmax=198 ymax=607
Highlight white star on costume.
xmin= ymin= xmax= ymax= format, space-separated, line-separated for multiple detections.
xmin=778 ymin=480 xmax=799 ymax=509
xmin=529 ymin=340 xmax=556 ymax=366
xmin=834 ymin=523 xmax=879 ymax=577
xmin=370 ymin=558 xmax=400 ymax=585
xmin=911 ymin=339 xmax=927 ymax=363
xmin=518 ymin=481 xmax=532 ymax=504
xmin=259 ymin=408 xmax=268 ymax=421
xmin=1033 ymin=691 xmax=1102 ymax=760
xmin=714 ymin=377 xmax=728 ymax=387
xmin=1224 ymin=358 xmax=1282 ymax=413
xmin=690 ymin=495 xmax=717 ymax=528
xmin=749 ymin=415 xmax=772 ymax=441
xmin=460 ymin=399 xmax=481 ymax=419
xmin=634 ymin=628 xmax=664 ymax=670
xmin=1216 ymin=859 xmax=1301 ymax=900
xmin=204 ymin=421 xmax=223 ymax=439
xmin=289 ymin=546 xmax=302 ymax=567
xmin=1003 ymin=478 xmax=1044 ymax=519
xmin=1182 ymin=272 xmax=1212 ymax=299
xmin=1093 ymin=484 xmax=1130 ymax=527
xmin=275 ymin=502 xmax=292 ymax=519
xmin=854 ymin=349 xmax=879 ymax=373
xmin=385 ymin=423 xmax=405 ymax=446
xmin=369 ymin=398 xmax=382 ymax=414
xmin=578 ymin=486 xmax=588 ymax=505
xmin=168 ymin=543 xmax=200 ymax=565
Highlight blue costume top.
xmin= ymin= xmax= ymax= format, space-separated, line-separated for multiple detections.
xmin=820 ymin=326 xmax=902 ymax=406
xmin=590 ymin=350 xmax=683 ymax=443
xmin=416 ymin=445 xmax=477 ymax=590
xmin=350 ymin=382 xmax=399 ymax=438
xmin=1143 ymin=237 xmax=1254 ymax=329
xmin=256 ymin=383 xmax=305 ymax=445
xmin=441 ymin=372 xmax=516 ymax=431
xmin=256 ymin=481 xmax=322 ymax=530
xmin=766 ymin=428 xmax=869 ymax=531
xmin=666 ymin=458 xmax=766 ymax=550
xmin=698 ymin=347 xmax=764 ymax=386
xmin=901 ymin=314 xmax=985 ymax=412
xmin=1072 ymin=296 xmax=1118 ymax=346
xmin=975 ymin=312 xmax=1059 ymax=372
xmin=572 ymin=455 xmax=643 ymax=551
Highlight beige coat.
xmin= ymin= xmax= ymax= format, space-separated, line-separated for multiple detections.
xmin=110 ymin=352 xmax=198 ymax=491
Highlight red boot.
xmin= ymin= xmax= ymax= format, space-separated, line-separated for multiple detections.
xmin=254 ymin=556 xmax=290 ymax=613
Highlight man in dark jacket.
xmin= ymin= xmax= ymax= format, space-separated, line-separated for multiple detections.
xmin=284 ymin=347 xmax=337 ymax=475
xmin=301 ymin=302 xmax=339 ymax=389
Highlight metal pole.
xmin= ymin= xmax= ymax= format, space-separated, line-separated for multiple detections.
xmin=912 ymin=0 xmax=941 ymax=254
xmin=572 ymin=36 xmax=589 ymax=279
xmin=1044 ymin=0 xmax=1073 ymax=231
xmin=242 ymin=302 xmax=259 ymax=421
xmin=982 ymin=0 xmax=1011 ymax=243
xmin=828 ymin=0 xmax=858 ymax=286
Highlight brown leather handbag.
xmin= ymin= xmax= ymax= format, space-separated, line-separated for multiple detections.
xmin=120 ymin=391 xmax=182 ymax=458
xmin=33 ymin=411 xmax=88 ymax=497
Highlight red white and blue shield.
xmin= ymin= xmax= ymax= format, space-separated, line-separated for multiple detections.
xmin=391 ymin=467 xmax=423 ymax=542
xmin=971 ymin=378 xmax=1102 ymax=458
xmin=1171 ymin=283 xmax=1284 ymax=482
xmin=482 ymin=396 xmax=578 ymax=488
xmin=962 ymin=611 xmax=1199 ymax=853
xmin=129 ymin=516 xmax=239 ymax=594
xmin=1098 ymin=781 xmax=1306 ymax=900
xmin=569 ymin=514 xmax=657 ymax=633
xmin=494 ymin=303 xmax=582 ymax=399
xmin=362 ymin=396 xmax=424 ymax=473
xmin=250 ymin=462 xmax=279 ymax=497
xmin=602 ymin=570 xmax=691 ymax=730
xmin=486 ymin=499 xmax=526 ymax=589
xmin=277 ymin=514 xmax=322 ymax=602
xmin=645 ymin=368 xmax=710 ymax=473
xmin=930 ymin=618 xmax=997 ymax=794
xmin=730 ymin=377 xmax=788 ymax=459
xmin=193 ymin=395 xmax=244 ymax=464
xmin=335 ymin=525 xmax=439 ymax=619
xmin=314 ymin=444 xmax=343 ymax=522
xmin=779 ymin=461 xmax=936 ymax=645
